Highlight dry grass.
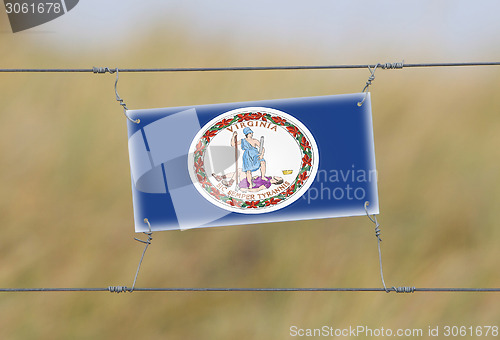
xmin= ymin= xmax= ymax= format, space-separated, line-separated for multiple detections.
xmin=0 ymin=18 xmax=499 ymax=339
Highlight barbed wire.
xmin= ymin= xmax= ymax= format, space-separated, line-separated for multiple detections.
xmin=0 ymin=61 xmax=499 ymax=73
xmin=0 ymin=287 xmax=499 ymax=293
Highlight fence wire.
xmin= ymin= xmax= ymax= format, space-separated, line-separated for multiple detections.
xmin=0 ymin=61 xmax=499 ymax=73
xmin=0 ymin=60 xmax=499 ymax=294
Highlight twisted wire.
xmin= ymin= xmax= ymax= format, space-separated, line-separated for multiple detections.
xmin=92 ymin=67 xmax=115 ymax=74
xmin=392 ymin=286 xmax=416 ymax=293
xmin=108 ymin=286 xmax=129 ymax=293
xmin=112 ymin=68 xmax=140 ymax=124
xmin=130 ymin=218 xmax=153 ymax=292
xmin=364 ymin=202 xmax=416 ymax=294
xmin=364 ymin=201 xmax=389 ymax=292
xmin=380 ymin=61 xmax=404 ymax=69
xmin=357 ymin=64 xmax=381 ymax=106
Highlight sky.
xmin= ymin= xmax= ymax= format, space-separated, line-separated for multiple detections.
xmin=1 ymin=0 xmax=500 ymax=66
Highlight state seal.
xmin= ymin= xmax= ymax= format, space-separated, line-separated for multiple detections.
xmin=188 ymin=107 xmax=319 ymax=214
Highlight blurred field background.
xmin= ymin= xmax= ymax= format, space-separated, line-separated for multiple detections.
xmin=1 ymin=2 xmax=500 ymax=339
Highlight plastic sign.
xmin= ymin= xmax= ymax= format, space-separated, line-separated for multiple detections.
xmin=126 ymin=93 xmax=379 ymax=232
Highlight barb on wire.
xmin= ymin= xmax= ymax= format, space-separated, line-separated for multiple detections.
xmin=379 ymin=61 xmax=404 ymax=70
xmin=108 ymin=286 xmax=128 ymax=294
xmin=92 ymin=67 xmax=114 ymax=74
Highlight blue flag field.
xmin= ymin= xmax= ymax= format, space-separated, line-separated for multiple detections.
xmin=126 ymin=93 xmax=379 ymax=232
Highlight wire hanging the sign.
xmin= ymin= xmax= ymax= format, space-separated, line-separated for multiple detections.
xmin=364 ymin=201 xmax=415 ymax=293
xmin=92 ymin=66 xmax=139 ymax=124
xmin=108 ymin=218 xmax=154 ymax=294
xmin=357 ymin=61 xmax=404 ymax=107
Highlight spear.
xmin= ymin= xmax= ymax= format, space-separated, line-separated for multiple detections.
xmin=234 ymin=134 xmax=239 ymax=191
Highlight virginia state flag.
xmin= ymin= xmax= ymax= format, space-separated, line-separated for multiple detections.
xmin=126 ymin=93 xmax=379 ymax=232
